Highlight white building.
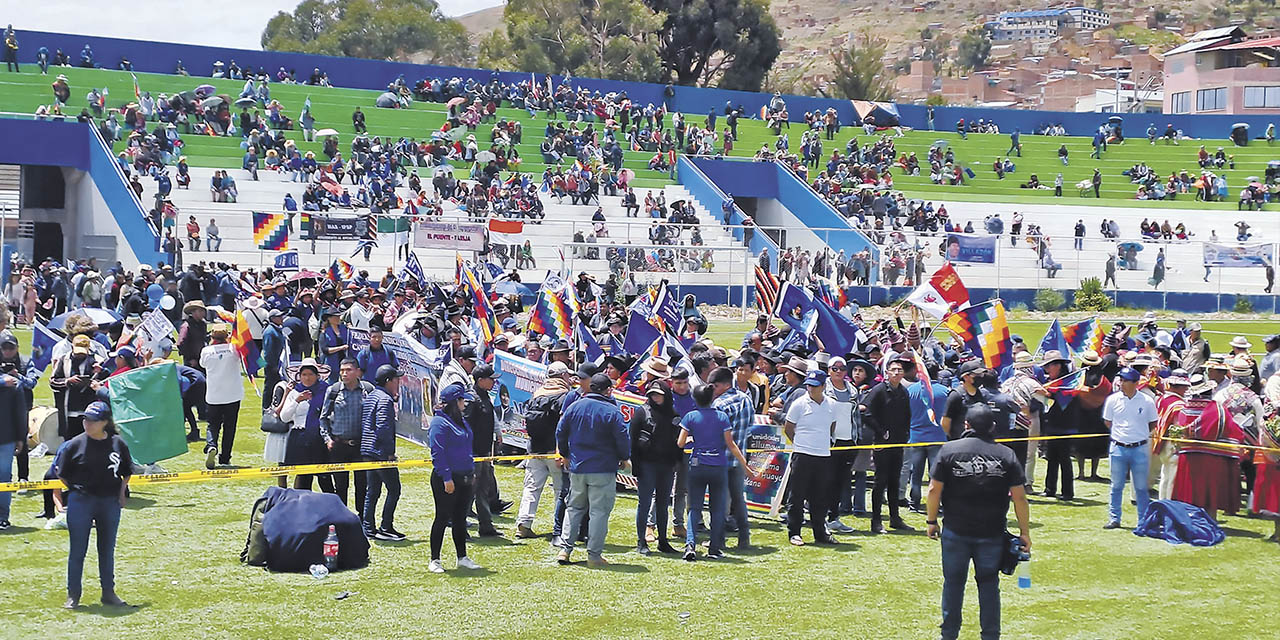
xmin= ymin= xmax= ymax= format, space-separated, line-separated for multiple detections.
xmin=987 ymin=7 xmax=1111 ymax=42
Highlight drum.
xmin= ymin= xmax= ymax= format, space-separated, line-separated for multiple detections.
xmin=30 ymin=406 xmax=60 ymax=451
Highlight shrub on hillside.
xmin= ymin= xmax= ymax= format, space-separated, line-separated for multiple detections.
xmin=1034 ymin=289 xmax=1066 ymax=312
xmin=1074 ymin=277 xmax=1111 ymax=312
xmin=1234 ymin=296 xmax=1254 ymax=313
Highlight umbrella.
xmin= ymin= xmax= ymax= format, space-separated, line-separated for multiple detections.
xmin=48 ymin=308 xmax=123 ymax=331
xmin=494 ymin=280 xmax=534 ymax=296
xmin=618 ymin=168 xmax=635 ymax=182
xmin=1118 ymin=241 xmax=1145 ymax=252
xmin=1108 ymin=115 xmax=1124 ymax=124
xmin=392 ymin=310 xmax=430 ymax=336
xmin=1247 ymin=176 xmax=1260 ymax=182
xmin=234 ymin=96 xmax=256 ymax=108
xmin=315 ymin=128 xmax=340 ymax=137
xmin=1233 ymin=123 xmax=1249 ymax=129
xmin=195 ymin=84 xmax=216 ymax=95
xmin=288 ymin=270 xmax=324 ymax=282
xmin=932 ymin=139 xmax=948 ymax=148
xmin=200 ymin=96 xmax=224 ymax=109
xmin=446 ymin=96 xmax=467 ymax=109
xmin=476 ymin=150 xmax=496 ymax=164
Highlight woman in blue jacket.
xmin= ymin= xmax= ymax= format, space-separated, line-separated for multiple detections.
xmin=428 ymin=382 xmax=482 ymax=573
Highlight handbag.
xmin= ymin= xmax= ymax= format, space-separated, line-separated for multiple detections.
xmin=260 ymin=409 xmax=289 ymax=434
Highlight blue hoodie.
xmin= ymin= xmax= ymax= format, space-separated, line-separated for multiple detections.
xmin=428 ymin=412 xmax=474 ymax=483
xmin=556 ymin=393 xmax=630 ymax=474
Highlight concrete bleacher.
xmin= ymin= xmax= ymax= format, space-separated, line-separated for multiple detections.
xmin=164 ymin=167 xmax=748 ymax=286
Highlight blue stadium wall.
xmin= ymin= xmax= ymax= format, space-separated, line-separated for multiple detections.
xmin=17 ymin=30 xmax=1279 ymax=139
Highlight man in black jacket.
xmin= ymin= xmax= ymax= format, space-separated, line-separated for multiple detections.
xmin=465 ymin=365 xmax=503 ymax=537
xmin=864 ymin=357 xmax=912 ymax=533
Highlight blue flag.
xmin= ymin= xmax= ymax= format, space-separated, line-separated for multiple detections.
xmin=812 ymin=296 xmax=862 ymax=356
xmin=623 ymin=309 xmax=661 ymax=356
xmin=401 ymin=251 xmax=426 ymax=285
xmin=577 ymin=319 xmax=603 ymax=363
xmin=273 ymin=249 xmax=299 ymax=271
xmin=1038 ymin=318 xmax=1069 ymax=357
xmin=31 ymin=321 xmax=59 ymax=374
xmin=485 ymin=262 xmax=505 ymax=279
xmin=651 ymin=280 xmax=681 ymax=334
xmin=777 ymin=282 xmax=815 ymax=333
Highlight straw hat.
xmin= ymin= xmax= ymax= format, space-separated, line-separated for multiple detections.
xmin=1204 ymin=355 xmax=1230 ymax=371
xmin=1078 ymin=349 xmax=1102 ymax=367
xmin=641 ymin=357 xmax=671 ymax=379
xmin=1229 ymin=336 xmax=1253 ymax=350
xmin=1188 ymin=373 xmax=1215 ymax=396
xmin=1041 ymin=350 xmax=1069 ymax=366
xmin=1012 ymin=351 xmax=1036 ymax=369
xmin=183 ymin=299 xmax=206 ymax=313
xmin=780 ymin=356 xmax=809 ymax=375
xmin=1229 ymin=355 xmax=1254 ymax=376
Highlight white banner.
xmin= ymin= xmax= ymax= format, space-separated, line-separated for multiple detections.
xmin=414 ymin=221 xmax=485 ymax=251
xmin=1203 ymin=242 xmax=1274 ymax=268
xmin=134 ymin=309 xmax=177 ymax=353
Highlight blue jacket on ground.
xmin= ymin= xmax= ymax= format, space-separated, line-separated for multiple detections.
xmin=360 ymin=386 xmax=397 ymax=460
xmin=1133 ymin=500 xmax=1225 ymax=547
xmin=556 ymin=392 xmax=630 ymax=474
xmin=428 ymin=413 xmax=474 ymax=483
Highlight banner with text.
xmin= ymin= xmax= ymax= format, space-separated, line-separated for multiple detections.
xmin=310 ymin=215 xmax=369 ymax=240
xmin=1202 ymin=242 xmax=1275 ymax=268
xmin=415 ymin=221 xmax=486 ymax=252
xmin=348 ymin=328 xmax=441 ymax=447
xmin=743 ymin=421 xmax=791 ymax=517
xmin=944 ymin=233 xmax=997 ymax=264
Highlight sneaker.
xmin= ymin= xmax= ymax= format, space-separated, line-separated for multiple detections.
xmin=186 ymin=431 xmax=202 ymax=443
xmin=204 ymin=446 xmax=217 ymax=470
xmin=0 ymin=520 xmax=9 ymax=531
xmin=683 ymin=545 xmax=697 ymax=561
xmin=515 ymin=524 xmax=539 ymax=539
xmin=378 ymin=527 xmax=407 ymax=541
xmin=889 ymin=520 xmax=915 ymax=531
xmin=45 ymin=513 xmax=67 ymax=530
xmin=706 ymin=550 xmax=724 ymax=560
xmin=636 ymin=543 xmax=651 ymax=556
xmin=1103 ymin=520 xmax=1121 ymax=530
xmin=457 ymin=556 xmax=482 ymax=570
xmin=428 ymin=559 xmax=445 ymax=573
xmin=870 ymin=520 xmax=886 ymax=535
xmin=827 ymin=519 xmax=855 ymax=534
xmin=789 ymin=535 xmax=805 ymax=547
xmin=494 ymin=500 xmax=514 ymax=514
xmin=477 ymin=527 xmax=503 ymax=538
xmin=556 ymin=549 xmax=571 ymax=565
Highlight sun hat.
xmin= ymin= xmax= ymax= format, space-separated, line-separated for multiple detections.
xmin=1229 ymin=336 xmax=1253 ymax=350
xmin=1012 ymin=351 xmax=1036 ymax=369
xmin=1078 ymin=349 xmax=1102 ymax=366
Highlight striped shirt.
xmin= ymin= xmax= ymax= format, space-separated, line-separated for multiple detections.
xmin=713 ymin=387 xmax=754 ymax=467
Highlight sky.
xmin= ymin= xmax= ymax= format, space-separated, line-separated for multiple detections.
xmin=5 ymin=0 xmax=505 ymax=50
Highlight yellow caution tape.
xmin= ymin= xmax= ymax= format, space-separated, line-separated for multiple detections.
xmin=5 ymin=434 xmax=1276 ymax=494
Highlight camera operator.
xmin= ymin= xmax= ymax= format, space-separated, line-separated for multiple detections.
xmin=925 ymin=404 xmax=1031 ymax=640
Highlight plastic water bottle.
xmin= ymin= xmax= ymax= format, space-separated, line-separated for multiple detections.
xmin=309 ymin=564 xmax=329 ymax=580
xmin=1017 ymin=557 xmax=1032 ymax=589
xmin=323 ymin=525 xmax=340 ymax=571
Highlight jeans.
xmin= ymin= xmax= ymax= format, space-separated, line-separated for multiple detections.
xmin=516 ymin=457 xmax=560 ymax=528
xmin=686 ymin=463 xmax=729 ymax=552
xmin=66 ymin=492 xmax=122 ymax=601
xmin=552 ymin=469 xmax=588 ymax=541
xmin=561 ymin=472 xmax=616 ymax=559
xmin=471 ymin=461 xmax=496 ymax=530
xmin=328 ymin=438 xmax=367 ymax=509
xmin=939 ymin=528 xmax=1003 ymax=640
xmin=0 ymin=440 xmax=14 ymax=522
xmin=872 ymin=448 xmax=904 ymax=523
xmin=364 ymin=465 xmax=401 ymax=532
xmin=726 ymin=464 xmax=750 ymax=545
xmin=1108 ymin=442 xmax=1150 ymax=524
xmin=787 ymin=453 xmax=830 ymax=540
xmin=430 ymin=471 xmax=473 ymax=560
xmin=900 ymin=444 xmax=941 ymax=505
xmin=648 ymin=457 xmax=688 ymax=530
xmin=828 ymin=442 xmax=857 ymax=522
xmin=1043 ymin=438 xmax=1074 ymax=499
xmin=205 ymin=401 xmax=240 ymax=464
xmin=634 ymin=460 xmax=674 ymax=544
xmin=207 ymin=235 xmax=222 ymax=251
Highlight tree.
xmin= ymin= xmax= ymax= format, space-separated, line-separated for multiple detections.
xmin=644 ymin=0 xmax=782 ymax=91
xmin=826 ymin=33 xmax=896 ymax=101
xmin=479 ymin=0 xmax=665 ymax=82
xmin=262 ymin=0 xmax=470 ymax=65
xmin=925 ymin=93 xmax=948 ymax=106
xmin=955 ymin=28 xmax=991 ymax=71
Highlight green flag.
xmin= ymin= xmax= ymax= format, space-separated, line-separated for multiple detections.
xmin=107 ymin=362 xmax=188 ymax=465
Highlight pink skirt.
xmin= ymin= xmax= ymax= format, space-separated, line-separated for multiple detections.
xmin=1173 ymin=454 xmax=1240 ymax=516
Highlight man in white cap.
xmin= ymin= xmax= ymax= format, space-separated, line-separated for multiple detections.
xmin=1180 ymin=323 xmax=1208 ymax=372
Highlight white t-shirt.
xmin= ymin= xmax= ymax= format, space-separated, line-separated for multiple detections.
xmin=200 ymin=343 xmax=246 ymax=405
xmin=785 ymin=392 xmax=835 ymax=457
xmin=1102 ymin=390 xmax=1157 ymax=444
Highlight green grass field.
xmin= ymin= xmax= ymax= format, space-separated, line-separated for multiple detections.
xmin=2 ymin=319 xmax=1279 ymax=638
xmin=2 ymin=66 xmax=1277 ymax=209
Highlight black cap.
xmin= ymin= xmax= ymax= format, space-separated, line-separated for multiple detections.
xmin=576 ymin=362 xmax=600 ymax=379
xmin=473 ymin=364 xmax=496 ymax=379
xmin=588 ymin=373 xmax=613 ymax=393
xmin=374 ymin=364 xmax=402 ymax=386
xmin=958 ymin=360 xmax=985 ymax=376
xmin=457 ymin=346 xmax=478 ymax=360
xmin=671 ymin=369 xmax=690 ymax=381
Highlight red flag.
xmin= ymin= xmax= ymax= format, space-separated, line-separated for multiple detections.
xmin=906 ymin=263 xmax=969 ymax=318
